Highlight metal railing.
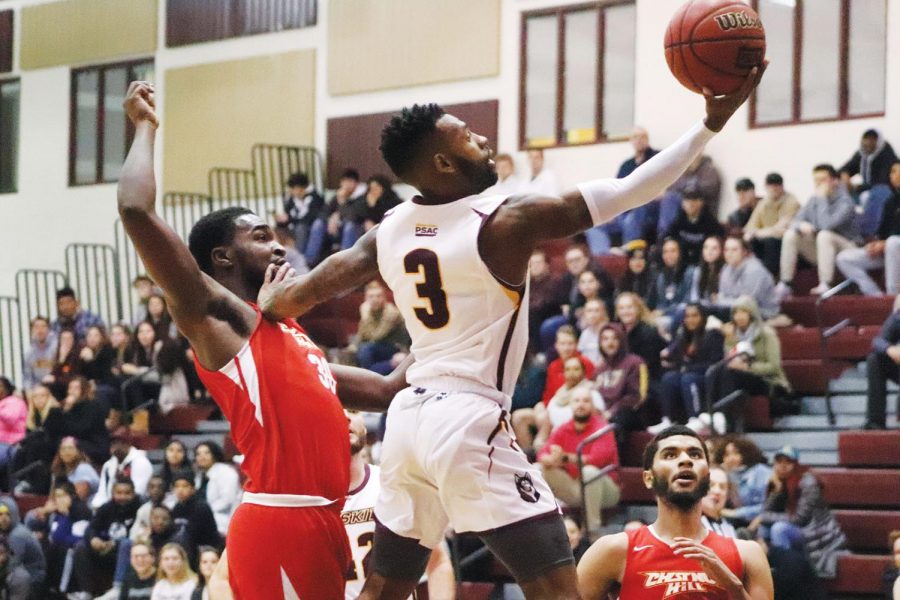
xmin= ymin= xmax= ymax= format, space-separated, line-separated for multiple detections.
xmin=252 ymin=143 xmax=324 ymax=201
xmin=0 ymin=297 xmax=22 ymax=385
xmin=162 ymin=192 xmax=215 ymax=241
xmin=209 ymin=167 xmax=262 ymax=209
xmin=65 ymin=243 xmax=122 ymax=327
xmin=14 ymin=269 xmax=67 ymax=333
xmin=576 ymin=423 xmax=618 ymax=535
xmin=815 ymin=280 xmax=857 ymax=426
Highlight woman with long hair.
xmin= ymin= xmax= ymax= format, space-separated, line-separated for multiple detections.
xmin=47 ymin=329 xmax=81 ymax=399
xmin=614 ymin=292 xmax=666 ymax=383
xmin=109 ymin=323 xmax=133 ymax=377
xmin=145 ymin=293 xmax=177 ymax=341
xmin=193 ymin=441 xmax=241 ymax=537
xmin=152 ymin=543 xmax=198 ymax=600
xmin=649 ymin=238 xmax=696 ymax=331
xmin=691 ymin=235 xmax=725 ymax=304
xmin=159 ymin=440 xmax=191 ymax=497
xmin=617 ymin=242 xmax=655 ymax=300
xmin=78 ymin=325 xmax=119 ymax=414
xmin=190 ymin=546 xmax=221 ymax=600
xmin=11 ymin=385 xmax=63 ymax=494
xmin=355 ymin=175 xmax=403 ymax=232
xmin=715 ymin=435 xmax=772 ymax=523
xmin=49 ymin=436 xmax=99 ymax=503
xmin=122 ymin=321 xmax=162 ymax=412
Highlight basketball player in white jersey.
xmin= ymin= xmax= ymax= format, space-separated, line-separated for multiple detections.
xmin=259 ymin=65 xmax=766 ymax=599
xmin=344 ymin=411 xmax=456 ymax=600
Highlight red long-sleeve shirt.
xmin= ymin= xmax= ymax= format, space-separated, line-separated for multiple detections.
xmin=537 ymin=415 xmax=619 ymax=481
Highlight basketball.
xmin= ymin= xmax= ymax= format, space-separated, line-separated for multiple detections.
xmin=664 ymin=0 xmax=766 ymax=96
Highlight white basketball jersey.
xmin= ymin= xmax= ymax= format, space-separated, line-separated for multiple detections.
xmin=376 ymin=194 xmax=529 ymax=401
xmin=343 ymin=464 xmax=380 ymax=600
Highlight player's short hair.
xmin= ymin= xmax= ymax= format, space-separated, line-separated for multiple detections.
xmin=340 ymin=168 xmax=360 ymax=182
xmin=113 ymin=475 xmax=135 ymax=490
xmin=286 ymin=171 xmax=310 ymax=188
xmin=555 ymin=324 xmax=577 ymax=341
xmin=188 ymin=207 xmax=254 ymax=276
xmin=813 ymin=163 xmax=839 ymax=179
xmin=642 ymin=425 xmax=709 ymax=470
xmin=380 ymin=104 xmax=446 ymax=178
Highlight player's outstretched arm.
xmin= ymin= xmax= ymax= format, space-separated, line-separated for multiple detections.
xmin=576 ymin=532 xmax=628 ymax=599
xmin=329 ymin=353 xmax=413 ymax=412
xmin=258 ymin=227 xmax=380 ymax=320
xmin=736 ymin=539 xmax=775 ymax=600
xmin=207 ymin=548 xmax=233 ymax=600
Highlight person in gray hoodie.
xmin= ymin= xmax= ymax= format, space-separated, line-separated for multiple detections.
xmin=0 ymin=496 xmax=46 ymax=589
xmin=776 ymin=164 xmax=860 ymax=297
xmin=708 ymin=236 xmax=779 ymax=320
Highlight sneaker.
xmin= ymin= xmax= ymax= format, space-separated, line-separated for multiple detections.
xmin=773 ymin=281 xmax=792 ymax=303
xmin=712 ymin=412 xmax=727 ymax=434
xmin=647 ymin=417 xmax=673 ymax=435
xmin=809 ymin=283 xmax=830 ymax=295
xmin=686 ymin=417 xmax=710 ymax=435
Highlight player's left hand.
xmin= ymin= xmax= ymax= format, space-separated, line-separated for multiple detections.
xmin=257 ymin=262 xmax=297 ymax=320
xmin=671 ymin=537 xmax=743 ymax=594
xmin=703 ymin=60 xmax=768 ymax=132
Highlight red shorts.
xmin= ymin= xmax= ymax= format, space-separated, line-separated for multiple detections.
xmin=227 ymin=502 xmax=351 ymax=600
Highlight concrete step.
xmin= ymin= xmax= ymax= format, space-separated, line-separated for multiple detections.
xmin=746 ymin=430 xmax=838 ymax=450
xmin=196 ymin=420 xmax=230 ymax=433
xmin=775 ymin=414 xmax=900 ymax=430
xmin=799 ymin=394 xmax=898 ymax=415
xmin=170 ymin=432 xmax=227 ymax=450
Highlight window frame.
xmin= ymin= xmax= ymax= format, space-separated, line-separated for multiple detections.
xmin=68 ymin=58 xmax=154 ymax=187
xmin=749 ymin=0 xmax=887 ymax=129
xmin=518 ymin=0 xmax=636 ymax=150
xmin=0 ymin=77 xmax=20 ymax=194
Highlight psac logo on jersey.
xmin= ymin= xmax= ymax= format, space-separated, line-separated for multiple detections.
xmin=415 ymin=224 xmax=439 ymax=237
xmin=640 ymin=571 xmax=723 ymax=598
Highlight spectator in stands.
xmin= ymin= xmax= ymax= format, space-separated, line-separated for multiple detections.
xmin=700 ymin=466 xmax=737 ymax=538
xmin=664 ymin=189 xmax=725 ymax=265
xmin=154 ymin=340 xmax=192 ymax=419
xmin=883 ymin=530 xmax=900 ymax=599
xmin=537 ymin=388 xmax=620 ymax=532
xmin=50 ymin=436 xmax=100 ymax=504
xmin=121 ymin=322 xmax=161 ymax=412
xmin=159 ymin=440 xmax=191 ymax=495
xmin=716 ymin=435 xmax=772 ymax=524
xmin=658 ymin=304 xmax=724 ymax=432
xmin=131 ymin=476 xmax=169 ymax=545
xmin=120 ymin=542 xmax=157 ymax=600
xmin=110 ymin=323 xmax=133 ymax=376
xmin=690 ymin=235 xmax=724 ymax=305
xmin=46 ymin=329 xmax=81 ymax=400
xmin=726 ymin=178 xmax=760 ymax=235
xmin=776 ymin=164 xmax=860 ymax=297
xmin=0 ymin=538 xmax=30 ymax=600
xmin=710 ymin=236 xmax=779 ymax=321
xmin=543 ymin=357 xmax=593 ymax=438
xmin=837 ymin=160 xmax=900 ymax=296
xmin=59 ymin=376 xmax=109 ymax=464
xmin=484 ymin=153 xmax=523 ymax=196
xmin=573 ymin=269 xmax=615 ymax=328
xmin=73 ymin=477 xmax=141 ymax=596
xmin=617 ymin=241 xmax=655 ymax=300
xmin=305 ymin=169 xmax=366 ymax=266
xmin=170 ymin=472 xmax=222 ymax=566
xmin=273 ymin=224 xmax=309 ymax=276
xmin=144 ymin=294 xmax=177 ymax=341
xmin=153 ymin=543 xmax=198 ymax=599
xmin=840 ymin=129 xmax=898 ymax=192
xmin=541 ymin=326 xmax=596 ymax=405
xmin=22 ymin=316 xmax=56 ymax=390
xmin=353 ymin=175 xmax=402 ymax=232
xmin=563 ymin=516 xmax=591 ymax=565
xmin=193 ymin=441 xmax=240 ymax=538
xmin=94 ymin=428 xmax=153 ymax=509
xmin=275 ymin=171 xmax=324 ymax=252
xmin=750 ymin=445 xmax=848 ymax=579
xmin=743 ymin=172 xmax=802 ymax=277
xmin=30 ymin=481 xmax=91 ymax=596
xmin=131 ymin=275 xmax=156 ymax=326
xmin=668 ymin=153 xmax=723 ymax=216
xmin=192 ymin=547 xmax=220 ymax=600
xmin=53 ymin=287 xmax=105 ymax=342
xmin=528 ymin=249 xmax=562 ymax=351
xmin=148 ymin=506 xmax=178 ymax=557
xmin=539 ymin=245 xmax=595 ymax=354
xmin=863 ymin=305 xmax=900 ymax=430
xmin=0 ymin=496 xmax=46 ymax=590
xmin=705 ymin=296 xmax=790 ymax=409
xmin=0 ymin=378 xmax=25 ymax=469
xmin=13 ymin=384 xmax=62 ymax=494
xmin=576 ymin=299 xmax=609 ymax=367
xmin=78 ymin=325 xmax=119 ymax=414
xmin=614 ymin=292 xmax=666 ymax=383
xmin=585 ymin=127 xmax=661 ymax=254
xmin=352 ymin=281 xmax=409 ymax=373
xmin=649 ymin=238 xmax=696 ymax=329
xmin=523 ymin=148 xmax=559 ymax=195
xmin=592 ymin=323 xmax=647 ymax=451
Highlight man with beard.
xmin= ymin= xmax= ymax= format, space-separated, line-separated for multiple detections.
xmin=577 ymin=426 xmax=773 ymax=599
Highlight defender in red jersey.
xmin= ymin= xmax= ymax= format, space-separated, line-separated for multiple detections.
xmin=577 ymin=426 xmax=773 ymax=599
xmin=117 ymin=83 xmax=408 ymax=600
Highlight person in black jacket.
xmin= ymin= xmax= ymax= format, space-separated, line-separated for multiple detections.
xmin=614 ymin=292 xmax=666 ymax=384
xmin=864 ymin=305 xmax=900 ymax=429
xmin=659 ymin=304 xmax=724 ymax=428
xmin=59 ymin=376 xmax=109 ymax=464
xmin=72 ymin=477 xmax=141 ymax=595
xmin=119 ymin=541 xmax=157 ymax=600
xmin=77 ymin=325 xmax=119 ymax=415
xmin=170 ymin=472 xmax=222 ymax=568
xmin=840 ymin=129 xmax=898 ymax=192
xmin=665 ymin=188 xmax=726 ymax=265
xmin=352 ymin=175 xmax=403 ymax=233
xmin=275 ymin=171 xmax=325 ymax=253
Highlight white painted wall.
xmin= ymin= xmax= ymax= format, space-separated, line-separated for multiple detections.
xmin=0 ymin=0 xmax=896 ymax=298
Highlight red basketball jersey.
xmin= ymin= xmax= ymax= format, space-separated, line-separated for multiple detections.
xmin=620 ymin=525 xmax=743 ymax=599
xmin=194 ymin=306 xmax=349 ymax=501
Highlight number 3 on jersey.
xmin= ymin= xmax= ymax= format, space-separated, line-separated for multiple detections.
xmin=404 ymin=249 xmax=450 ymax=329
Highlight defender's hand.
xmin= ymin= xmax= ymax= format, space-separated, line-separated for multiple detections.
xmin=258 ymin=262 xmax=297 ymax=320
xmin=703 ymin=61 xmax=768 ymax=132
xmin=124 ymin=81 xmax=159 ymax=129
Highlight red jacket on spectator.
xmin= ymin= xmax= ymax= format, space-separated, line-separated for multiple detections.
xmin=541 ymin=353 xmax=595 ymax=405
xmin=0 ymin=394 xmax=27 ymax=445
xmin=537 ymin=414 xmax=619 ymax=481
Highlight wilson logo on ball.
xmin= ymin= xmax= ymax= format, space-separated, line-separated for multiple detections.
xmin=713 ymin=11 xmax=763 ymax=31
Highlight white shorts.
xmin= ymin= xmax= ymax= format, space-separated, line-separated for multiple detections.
xmin=375 ymin=386 xmax=560 ymax=548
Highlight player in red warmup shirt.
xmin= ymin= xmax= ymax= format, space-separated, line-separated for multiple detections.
xmin=117 ymin=82 xmax=409 ymax=600
xmin=577 ymin=426 xmax=773 ymax=599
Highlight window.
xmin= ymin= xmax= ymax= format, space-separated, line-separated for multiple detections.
xmin=520 ymin=1 xmax=635 ymax=148
xmin=0 ymin=79 xmax=19 ymax=194
xmin=167 ymin=0 xmax=317 ymax=47
xmin=751 ymin=0 xmax=886 ymax=127
xmin=70 ymin=59 xmax=154 ymax=186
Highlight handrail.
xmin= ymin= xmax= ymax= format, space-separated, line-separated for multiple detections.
xmin=815 ymin=279 xmax=853 ymax=304
xmin=576 ymin=423 xmax=618 ymax=534
xmin=814 ymin=280 xmax=854 ymax=426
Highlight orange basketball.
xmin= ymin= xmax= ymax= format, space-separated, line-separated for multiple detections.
xmin=664 ymin=0 xmax=766 ymax=96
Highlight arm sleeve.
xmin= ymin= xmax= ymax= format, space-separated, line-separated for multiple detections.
xmin=578 ymin=122 xmax=716 ymax=226
xmin=788 ymin=475 xmax=820 ymax=527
